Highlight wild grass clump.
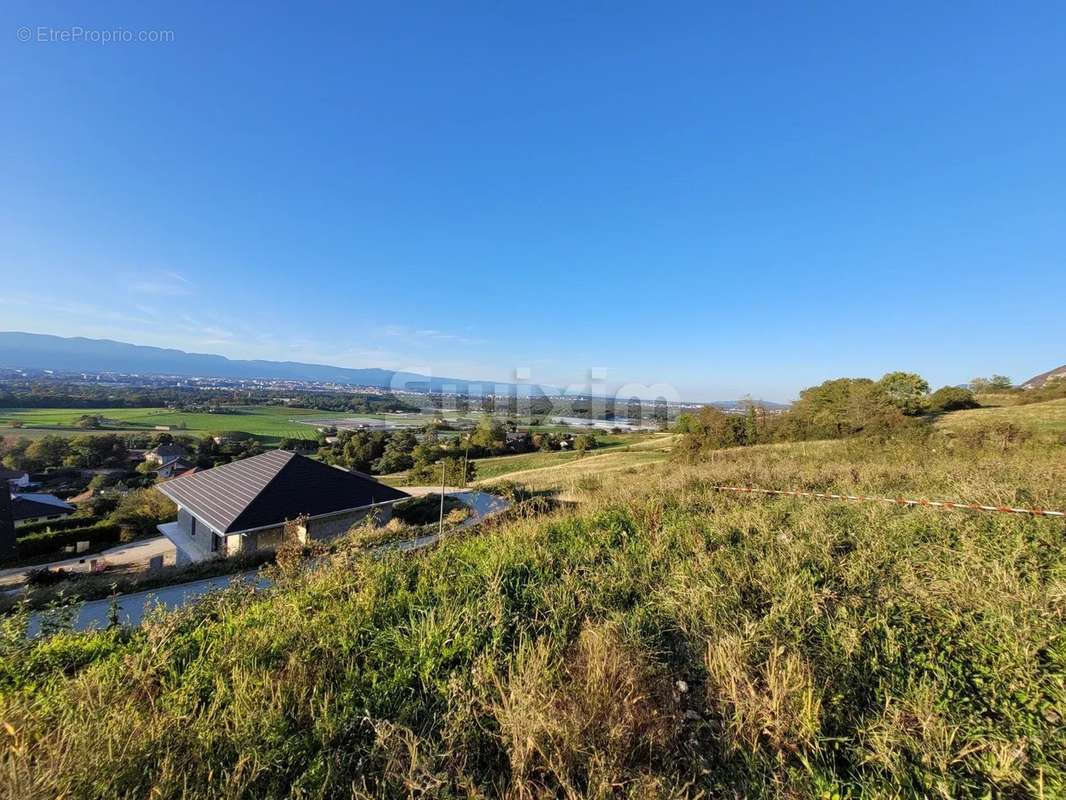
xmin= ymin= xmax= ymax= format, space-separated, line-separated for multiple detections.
xmin=0 ymin=435 xmax=1063 ymax=798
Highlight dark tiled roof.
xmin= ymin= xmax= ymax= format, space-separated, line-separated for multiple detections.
xmin=149 ymin=443 xmax=188 ymax=459
xmin=156 ymin=450 xmax=409 ymax=533
xmin=10 ymin=493 xmax=76 ymax=522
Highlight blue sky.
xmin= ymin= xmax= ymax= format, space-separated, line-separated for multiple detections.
xmin=2 ymin=2 xmax=1064 ymax=402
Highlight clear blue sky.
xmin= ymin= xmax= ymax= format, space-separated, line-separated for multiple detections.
xmin=2 ymin=3 xmax=1064 ymax=402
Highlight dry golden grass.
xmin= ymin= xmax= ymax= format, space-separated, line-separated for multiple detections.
xmin=938 ymin=397 xmax=1066 ymax=441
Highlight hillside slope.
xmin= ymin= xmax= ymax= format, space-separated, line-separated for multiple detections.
xmin=936 ymin=397 xmax=1066 ymax=440
xmin=2 ymin=433 xmax=1064 ymax=799
xmin=1022 ymin=364 xmax=1066 ymax=389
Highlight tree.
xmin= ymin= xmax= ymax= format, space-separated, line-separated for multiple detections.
xmin=743 ymin=402 xmax=759 ymax=445
xmin=67 ymin=434 xmax=128 ymax=468
xmin=672 ymin=413 xmax=697 ymax=433
xmin=785 ymin=378 xmax=905 ymax=440
xmin=22 ymin=436 xmax=71 ymax=472
xmin=928 ymin=386 xmax=979 ymax=413
xmin=989 ymin=375 xmax=1013 ymax=390
xmin=470 ymin=416 xmax=507 ymax=455
xmin=109 ymin=488 xmax=177 ymax=540
xmin=406 ymin=456 xmax=475 ymax=486
xmin=876 ymin=372 xmax=930 ymax=415
xmin=675 ymin=406 xmax=746 ymax=457
xmin=375 ymin=430 xmax=419 ymax=474
xmin=318 ymin=430 xmax=387 ymax=473
xmin=970 ymin=375 xmax=1013 ymax=393
xmin=573 ymin=433 xmax=596 ymax=453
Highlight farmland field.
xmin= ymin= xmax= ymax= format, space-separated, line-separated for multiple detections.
xmin=0 ymin=406 xmax=336 ymax=445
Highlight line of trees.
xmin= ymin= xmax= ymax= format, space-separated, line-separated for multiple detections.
xmin=314 ymin=416 xmax=601 ymax=480
xmin=0 ymin=383 xmax=421 ymax=414
xmin=0 ymin=430 xmax=264 ymax=475
xmin=675 ymin=371 xmax=980 ymax=457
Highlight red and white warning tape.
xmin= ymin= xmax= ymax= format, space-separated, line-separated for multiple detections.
xmin=708 ymin=485 xmax=1066 ymax=518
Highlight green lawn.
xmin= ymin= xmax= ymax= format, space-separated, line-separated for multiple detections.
xmin=0 ymin=405 xmax=333 ymax=445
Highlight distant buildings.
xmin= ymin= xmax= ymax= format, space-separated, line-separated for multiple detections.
xmin=145 ymin=443 xmax=189 ymax=466
xmin=154 ymin=457 xmax=197 ymax=480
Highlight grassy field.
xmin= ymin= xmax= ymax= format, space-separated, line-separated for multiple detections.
xmin=0 ymin=406 xmax=335 ymax=445
xmin=937 ymin=397 xmax=1066 ymax=441
xmin=474 ymin=433 xmax=677 ymax=491
xmin=379 ymin=432 xmax=675 ymax=486
xmin=2 ymin=430 xmax=1063 ymax=797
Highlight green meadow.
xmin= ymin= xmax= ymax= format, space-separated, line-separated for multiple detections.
xmin=0 ymin=405 xmax=331 ymax=445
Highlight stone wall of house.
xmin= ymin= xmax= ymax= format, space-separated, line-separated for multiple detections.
xmin=177 ymin=507 xmax=196 ymax=535
xmin=307 ymin=504 xmax=394 ymax=542
xmin=242 ymin=525 xmax=285 ymax=554
xmin=212 ymin=503 xmax=400 ymax=557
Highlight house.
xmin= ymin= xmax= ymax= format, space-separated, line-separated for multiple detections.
xmin=0 ymin=468 xmax=31 ymax=491
xmin=9 ymin=492 xmax=76 ymax=527
xmin=154 ymin=457 xmax=197 ymax=480
xmin=0 ymin=490 xmax=15 ymax=560
xmin=155 ymin=449 xmax=410 ymax=564
xmin=145 ymin=442 xmax=189 ymax=466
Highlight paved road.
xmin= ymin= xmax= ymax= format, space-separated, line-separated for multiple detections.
xmin=26 ymin=570 xmax=268 ymax=636
xmin=0 ymin=536 xmax=176 ymax=589
xmin=26 ymin=491 xmax=509 ymax=635
xmin=399 ymin=488 xmax=510 ymax=526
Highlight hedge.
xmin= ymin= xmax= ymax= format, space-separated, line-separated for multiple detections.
xmin=15 ymin=524 xmax=122 ymax=559
xmin=14 ymin=515 xmax=102 ymax=537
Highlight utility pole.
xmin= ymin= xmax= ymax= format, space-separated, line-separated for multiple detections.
xmin=461 ymin=434 xmax=470 ymax=490
xmin=439 ymin=459 xmax=446 ymax=536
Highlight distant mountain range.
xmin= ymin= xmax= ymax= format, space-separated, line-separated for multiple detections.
xmin=1021 ymin=364 xmax=1066 ymax=389
xmin=0 ymin=332 xmax=539 ymax=396
xmin=0 ymin=332 xmax=784 ymax=408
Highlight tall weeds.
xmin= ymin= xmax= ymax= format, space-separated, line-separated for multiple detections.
xmin=1 ymin=435 xmax=1063 ymax=798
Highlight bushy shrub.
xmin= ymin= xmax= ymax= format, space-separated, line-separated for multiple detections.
xmin=955 ymin=421 xmax=1031 ymax=451
xmin=24 ymin=567 xmax=76 ymax=587
xmin=108 ymin=488 xmax=176 ymax=540
xmin=393 ymin=494 xmax=465 ymax=526
xmin=13 ymin=515 xmax=102 ymax=537
xmin=928 ymin=386 xmax=979 ymax=412
xmin=15 ymin=523 xmax=122 ymax=559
